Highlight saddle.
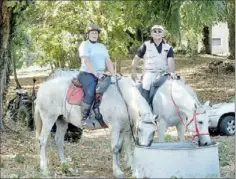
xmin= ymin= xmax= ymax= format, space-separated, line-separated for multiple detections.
xmin=66 ymin=74 xmax=112 ymax=105
xmin=66 ymin=75 xmax=112 ymax=129
xmin=137 ymin=73 xmax=180 ymax=105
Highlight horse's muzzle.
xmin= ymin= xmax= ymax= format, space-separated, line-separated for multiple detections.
xmin=198 ymin=140 xmax=212 ymax=146
xmin=136 ymin=139 xmax=153 ymax=147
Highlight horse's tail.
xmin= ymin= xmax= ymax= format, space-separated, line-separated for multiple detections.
xmin=34 ymin=103 xmax=42 ymax=140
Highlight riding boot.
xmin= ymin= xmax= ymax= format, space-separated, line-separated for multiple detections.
xmin=93 ymin=97 xmax=108 ymax=128
xmin=81 ymin=102 xmax=92 ymax=123
xmin=142 ymin=89 xmax=150 ymax=104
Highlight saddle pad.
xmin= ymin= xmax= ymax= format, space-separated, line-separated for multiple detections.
xmin=66 ymin=83 xmax=84 ymax=105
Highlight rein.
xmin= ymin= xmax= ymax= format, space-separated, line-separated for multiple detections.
xmin=169 ymin=79 xmax=209 ymax=139
xmin=115 ymin=77 xmax=137 ymax=145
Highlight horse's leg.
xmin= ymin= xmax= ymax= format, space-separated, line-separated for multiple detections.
xmin=158 ymin=118 xmax=167 ymax=142
xmin=39 ymin=114 xmax=57 ymax=171
xmin=55 ymin=116 xmax=68 ymax=164
xmin=111 ymin=129 xmax=125 ymax=178
xmin=177 ymin=123 xmax=185 ymax=142
xmin=123 ymin=130 xmax=134 ymax=170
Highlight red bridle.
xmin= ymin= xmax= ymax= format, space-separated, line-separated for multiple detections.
xmin=169 ymin=79 xmax=209 ymax=139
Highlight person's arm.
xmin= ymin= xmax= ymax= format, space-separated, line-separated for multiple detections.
xmin=79 ymin=41 xmax=98 ymax=77
xmin=168 ymin=57 xmax=175 ymax=72
xmin=103 ymin=45 xmax=115 ymax=76
xmin=131 ymin=43 xmax=146 ymax=80
xmin=105 ymin=57 xmax=115 ymax=76
xmin=131 ymin=55 xmax=141 ymax=78
xmin=167 ymin=47 xmax=177 ymax=79
xmin=81 ymin=56 xmax=98 ymax=77
xmin=167 ymin=47 xmax=175 ymax=72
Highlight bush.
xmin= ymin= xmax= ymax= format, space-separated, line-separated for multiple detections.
xmin=174 ymin=45 xmax=187 ymax=55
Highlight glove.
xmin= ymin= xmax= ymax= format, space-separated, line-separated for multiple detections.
xmin=111 ymin=75 xmax=116 ymax=84
xmin=97 ymin=73 xmax=104 ymax=80
xmin=170 ymin=72 xmax=178 ymax=79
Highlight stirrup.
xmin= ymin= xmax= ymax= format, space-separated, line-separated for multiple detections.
xmin=97 ymin=115 xmax=108 ymax=128
xmin=83 ymin=118 xmax=95 ymax=128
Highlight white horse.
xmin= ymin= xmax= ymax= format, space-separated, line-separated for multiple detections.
xmin=151 ymin=77 xmax=212 ymax=146
xmin=34 ymin=75 xmax=157 ymax=178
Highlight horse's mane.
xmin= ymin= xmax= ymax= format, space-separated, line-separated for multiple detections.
xmin=177 ymin=78 xmax=202 ymax=106
xmin=47 ymin=68 xmax=79 ymax=81
xmin=118 ymin=77 xmax=152 ymax=115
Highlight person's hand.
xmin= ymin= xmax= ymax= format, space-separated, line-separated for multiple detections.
xmin=170 ymin=72 xmax=178 ymax=79
xmin=111 ymin=75 xmax=116 ymax=84
xmin=131 ymin=73 xmax=138 ymax=82
xmin=97 ymin=73 xmax=104 ymax=80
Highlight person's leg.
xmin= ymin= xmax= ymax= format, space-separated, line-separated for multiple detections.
xmin=142 ymin=72 xmax=155 ymax=103
xmin=93 ymin=94 xmax=108 ymax=128
xmin=77 ymin=72 xmax=97 ymax=122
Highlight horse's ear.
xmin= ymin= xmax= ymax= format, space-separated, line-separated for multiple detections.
xmin=204 ymin=100 xmax=210 ymax=106
xmin=152 ymin=115 xmax=158 ymax=125
xmin=154 ymin=115 xmax=158 ymax=120
xmin=204 ymin=100 xmax=212 ymax=108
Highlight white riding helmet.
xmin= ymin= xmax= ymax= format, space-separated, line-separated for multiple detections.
xmin=151 ymin=25 xmax=164 ymax=32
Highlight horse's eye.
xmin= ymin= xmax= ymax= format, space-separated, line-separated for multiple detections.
xmin=198 ymin=121 xmax=203 ymax=124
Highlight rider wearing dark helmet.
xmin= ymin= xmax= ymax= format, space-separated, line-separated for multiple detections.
xmin=77 ymin=24 xmax=116 ymax=128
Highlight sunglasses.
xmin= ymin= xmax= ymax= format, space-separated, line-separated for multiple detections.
xmin=152 ymin=29 xmax=163 ymax=33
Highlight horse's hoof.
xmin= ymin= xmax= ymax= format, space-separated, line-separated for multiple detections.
xmin=124 ymin=162 xmax=134 ymax=170
xmin=115 ymin=173 xmax=125 ymax=178
xmin=41 ymin=169 xmax=54 ymax=178
xmin=124 ymin=165 xmax=131 ymax=170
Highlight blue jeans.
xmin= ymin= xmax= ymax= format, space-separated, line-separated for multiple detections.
xmin=77 ymin=71 xmax=98 ymax=105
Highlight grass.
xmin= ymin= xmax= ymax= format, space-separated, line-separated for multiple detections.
xmin=14 ymin=154 xmax=25 ymax=164
xmin=1 ymin=55 xmax=235 ymax=178
xmin=165 ymin=134 xmax=177 ymax=142
xmin=0 ymin=162 xmax=4 ymax=168
xmin=61 ymin=163 xmax=73 ymax=176
xmin=218 ymin=141 xmax=230 ymax=167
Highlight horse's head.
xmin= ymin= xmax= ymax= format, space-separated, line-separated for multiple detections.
xmin=186 ymin=104 xmax=212 ymax=146
xmin=170 ymin=79 xmax=212 ymax=146
xmin=136 ymin=113 xmax=158 ymax=147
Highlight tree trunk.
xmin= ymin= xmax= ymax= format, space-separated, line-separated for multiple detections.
xmin=0 ymin=0 xmax=31 ymax=131
xmin=117 ymin=59 xmax=121 ymax=74
xmin=0 ymin=0 xmax=3 ymax=131
xmin=114 ymin=59 xmax=121 ymax=74
xmin=0 ymin=0 xmax=13 ymax=131
xmin=12 ymin=54 xmax=22 ymax=89
xmin=0 ymin=70 xmax=5 ymax=131
xmin=227 ymin=1 xmax=235 ymax=60
xmin=202 ymin=26 xmax=211 ymax=54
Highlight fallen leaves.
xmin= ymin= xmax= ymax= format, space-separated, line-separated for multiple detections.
xmin=1 ymin=55 xmax=234 ymax=178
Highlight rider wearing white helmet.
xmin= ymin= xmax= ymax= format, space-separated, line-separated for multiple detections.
xmin=77 ymin=24 xmax=116 ymax=128
xmin=131 ymin=25 xmax=176 ymax=103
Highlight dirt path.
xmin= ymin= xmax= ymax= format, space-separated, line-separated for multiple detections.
xmin=1 ymin=57 xmax=235 ymax=178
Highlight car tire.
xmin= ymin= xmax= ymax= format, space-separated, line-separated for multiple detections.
xmin=219 ymin=115 xmax=235 ymax=136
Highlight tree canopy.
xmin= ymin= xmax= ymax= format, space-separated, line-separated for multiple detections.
xmin=5 ymin=0 xmax=235 ymax=70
